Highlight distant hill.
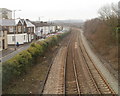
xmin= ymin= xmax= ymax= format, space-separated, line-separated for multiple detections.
xmin=52 ymin=19 xmax=84 ymax=28
xmin=53 ymin=19 xmax=83 ymax=23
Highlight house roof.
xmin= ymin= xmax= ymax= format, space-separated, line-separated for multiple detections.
xmin=24 ymin=19 xmax=35 ymax=27
xmin=0 ymin=19 xmax=15 ymax=26
xmin=31 ymin=21 xmax=56 ymax=27
xmin=15 ymin=19 xmax=24 ymax=25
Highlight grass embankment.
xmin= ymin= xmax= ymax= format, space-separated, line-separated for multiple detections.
xmin=2 ymin=32 xmax=70 ymax=92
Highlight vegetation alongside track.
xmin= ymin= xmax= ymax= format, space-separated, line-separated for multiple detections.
xmin=2 ymin=31 xmax=70 ymax=89
xmin=83 ymin=3 xmax=118 ymax=71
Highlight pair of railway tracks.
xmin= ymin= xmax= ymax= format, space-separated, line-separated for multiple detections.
xmin=64 ymin=31 xmax=116 ymax=95
xmin=41 ymin=29 xmax=116 ymax=95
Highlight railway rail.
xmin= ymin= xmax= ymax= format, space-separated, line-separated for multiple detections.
xmin=64 ymin=30 xmax=116 ymax=95
xmin=41 ymin=32 xmax=72 ymax=94
xmin=78 ymin=32 xmax=115 ymax=94
xmin=64 ymin=32 xmax=81 ymax=94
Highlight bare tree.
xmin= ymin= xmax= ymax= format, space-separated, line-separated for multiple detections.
xmin=98 ymin=3 xmax=118 ymax=27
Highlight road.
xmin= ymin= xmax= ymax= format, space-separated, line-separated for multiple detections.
xmin=1 ymin=44 xmax=30 ymax=63
xmin=42 ymin=28 xmax=118 ymax=94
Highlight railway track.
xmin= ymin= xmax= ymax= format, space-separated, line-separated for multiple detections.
xmin=40 ymin=32 xmax=71 ymax=94
xmin=64 ymin=30 xmax=116 ymax=95
xmin=64 ymin=32 xmax=80 ymax=95
xmin=41 ymin=29 xmax=116 ymax=95
xmin=77 ymin=32 xmax=115 ymax=94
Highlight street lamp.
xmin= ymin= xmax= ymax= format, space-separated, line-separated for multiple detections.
xmin=13 ymin=10 xmax=21 ymax=50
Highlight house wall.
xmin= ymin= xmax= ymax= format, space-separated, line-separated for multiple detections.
xmin=0 ymin=30 xmax=8 ymax=51
xmin=26 ymin=27 xmax=35 ymax=42
xmin=57 ymin=26 xmax=63 ymax=31
xmin=43 ymin=26 xmax=46 ymax=35
xmin=7 ymin=33 xmax=27 ymax=45
xmin=43 ymin=26 xmax=49 ymax=35
xmin=50 ymin=26 xmax=56 ymax=32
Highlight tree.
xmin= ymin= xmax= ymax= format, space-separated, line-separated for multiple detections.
xmin=98 ymin=3 xmax=118 ymax=38
xmin=98 ymin=3 xmax=118 ymax=26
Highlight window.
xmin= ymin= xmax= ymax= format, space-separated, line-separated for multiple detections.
xmin=18 ymin=26 xmax=21 ymax=32
xmin=28 ymin=28 xmax=31 ymax=32
xmin=24 ymin=26 xmax=26 ymax=32
xmin=9 ymin=27 xmax=13 ymax=32
xmin=12 ymin=36 xmax=15 ymax=41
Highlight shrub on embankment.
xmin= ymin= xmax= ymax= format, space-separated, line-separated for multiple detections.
xmin=2 ymin=31 xmax=70 ymax=88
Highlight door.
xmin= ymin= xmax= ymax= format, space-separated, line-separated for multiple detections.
xmin=2 ymin=39 xmax=5 ymax=49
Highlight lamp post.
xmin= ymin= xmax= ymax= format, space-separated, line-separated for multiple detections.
xmin=13 ymin=10 xmax=21 ymax=50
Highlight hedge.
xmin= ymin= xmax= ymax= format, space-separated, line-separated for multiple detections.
xmin=2 ymin=31 xmax=70 ymax=88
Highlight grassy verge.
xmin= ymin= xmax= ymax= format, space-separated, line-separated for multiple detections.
xmin=2 ymin=31 xmax=70 ymax=90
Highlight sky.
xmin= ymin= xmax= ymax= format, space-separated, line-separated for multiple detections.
xmin=0 ymin=0 xmax=119 ymax=21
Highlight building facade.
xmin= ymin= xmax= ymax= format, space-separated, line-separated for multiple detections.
xmin=32 ymin=21 xmax=57 ymax=38
xmin=0 ymin=26 xmax=8 ymax=51
xmin=24 ymin=19 xmax=35 ymax=42
xmin=0 ymin=19 xmax=15 ymax=45
xmin=0 ymin=8 xmax=12 ymax=19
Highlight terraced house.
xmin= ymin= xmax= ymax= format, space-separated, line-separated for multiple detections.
xmin=15 ymin=19 xmax=35 ymax=44
xmin=24 ymin=19 xmax=35 ymax=42
xmin=0 ymin=19 xmax=35 ymax=45
xmin=0 ymin=19 xmax=15 ymax=45
xmin=31 ymin=21 xmax=57 ymax=38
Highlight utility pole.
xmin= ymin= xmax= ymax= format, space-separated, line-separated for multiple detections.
xmin=13 ymin=10 xmax=21 ymax=50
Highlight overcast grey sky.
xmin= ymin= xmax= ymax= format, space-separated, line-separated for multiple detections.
xmin=1 ymin=0 xmax=119 ymax=21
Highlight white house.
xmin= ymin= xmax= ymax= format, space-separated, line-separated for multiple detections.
xmin=0 ymin=19 xmax=35 ymax=45
xmin=31 ymin=21 xmax=48 ymax=37
xmin=32 ymin=21 xmax=57 ymax=38
xmin=49 ymin=25 xmax=56 ymax=33
xmin=6 ymin=19 xmax=28 ymax=45
xmin=0 ymin=19 xmax=16 ymax=45
xmin=24 ymin=19 xmax=35 ymax=42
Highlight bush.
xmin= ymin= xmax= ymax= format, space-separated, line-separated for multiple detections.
xmin=2 ymin=31 xmax=70 ymax=88
xmin=2 ymin=50 xmax=32 ymax=87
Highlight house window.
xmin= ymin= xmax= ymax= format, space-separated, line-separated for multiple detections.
xmin=28 ymin=28 xmax=31 ymax=32
xmin=24 ymin=26 xmax=26 ymax=32
xmin=12 ymin=36 xmax=15 ymax=41
xmin=9 ymin=27 xmax=13 ymax=32
xmin=18 ymin=26 xmax=21 ymax=32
